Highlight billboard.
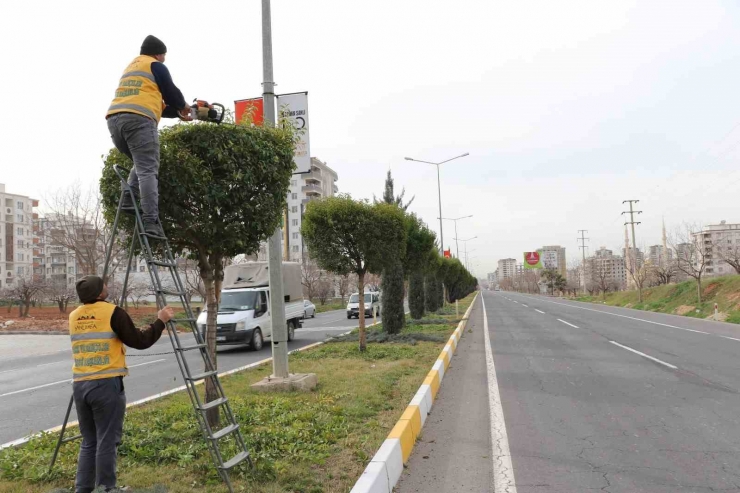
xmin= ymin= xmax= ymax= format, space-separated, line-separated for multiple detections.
xmin=444 ymin=249 xmax=451 ymax=259
xmin=276 ymin=92 xmax=311 ymax=174
xmin=541 ymin=250 xmax=558 ymax=270
xmin=523 ymin=251 xmax=542 ymax=269
xmin=234 ymin=97 xmax=264 ymax=126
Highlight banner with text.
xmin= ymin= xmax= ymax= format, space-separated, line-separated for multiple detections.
xmin=276 ymin=92 xmax=311 ymax=174
xmin=523 ymin=251 xmax=542 ymax=269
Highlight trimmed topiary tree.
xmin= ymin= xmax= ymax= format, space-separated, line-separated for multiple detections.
xmin=409 ymin=271 xmax=426 ymax=319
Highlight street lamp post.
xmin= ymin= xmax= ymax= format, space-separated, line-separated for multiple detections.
xmin=439 ymin=215 xmax=473 ymax=259
xmin=452 ymin=236 xmax=477 ymax=269
xmin=405 ymin=153 xmax=469 ymax=253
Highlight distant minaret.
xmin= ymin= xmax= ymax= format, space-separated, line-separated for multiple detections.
xmin=662 ymin=217 xmax=668 ymax=263
xmin=624 ymin=223 xmax=630 ymax=257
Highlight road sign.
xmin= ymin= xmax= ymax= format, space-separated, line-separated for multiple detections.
xmin=524 ymin=251 xmax=542 ymax=269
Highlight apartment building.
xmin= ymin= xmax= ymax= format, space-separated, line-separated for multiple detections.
xmin=541 ymin=245 xmax=566 ymax=278
xmin=585 ymin=247 xmax=627 ymax=289
xmin=0 ymin=184 xmax=37 ymax=288
xmin=498 ymin=258 xmax=516 ymax=280
xmin=692 ymin=221 xmax=740 ymax=278
xmin=34 ymin=214 xmax=84 ymax=286
xmin=648 ymin=245 xmax=672 ymax=266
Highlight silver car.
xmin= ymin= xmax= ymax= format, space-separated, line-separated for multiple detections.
xmin=303 ymin=299 xmax=316 ymax=319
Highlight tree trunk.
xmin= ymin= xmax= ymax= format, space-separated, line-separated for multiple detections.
xmin=202 ymin=259 xmax=220 ymax=428
xmin=696 ymin=276 xmax=702 ymax=304
xmin=58 ymin=300 xmax=65 ymax=313
xmin=6 ymin=300 xmax=12 ymax=313
xmin=358 ymin=271 xmax=366 ymax=351
xmin=18 ymin=302 xmax=23 ymax=317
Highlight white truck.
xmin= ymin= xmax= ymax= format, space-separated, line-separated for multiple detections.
xmin=195 ymin=262 xmax=304 ymax=351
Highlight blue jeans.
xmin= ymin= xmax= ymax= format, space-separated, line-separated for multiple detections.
xmin=73 ymin=377 xmax=126 ymax=493
xmin=107 ymin=113 xmax=160 ymax=223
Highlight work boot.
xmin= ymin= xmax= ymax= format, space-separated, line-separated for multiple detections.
xmin=120 ymin=191 xmax=139 ymax=215
xmin=143 ymin=220 xmax=167 ymax=240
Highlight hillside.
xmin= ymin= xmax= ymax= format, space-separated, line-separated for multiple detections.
xmin=574 ymin=274 xmax=740 ymax=324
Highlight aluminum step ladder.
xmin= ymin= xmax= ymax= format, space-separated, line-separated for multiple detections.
xmin=49 ymin=164 xmax=252 ymax=492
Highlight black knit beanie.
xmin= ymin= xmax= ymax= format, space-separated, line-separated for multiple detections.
xmin=140 ymin=35 xmax=167 ymax=56
xmin=76 ymin=276 xmax=104 ymax=304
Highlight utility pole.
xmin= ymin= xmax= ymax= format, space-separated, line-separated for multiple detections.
xmin=622 ymin=199 xmax=643 ymax=301
xmin=262 ymin=0 xmax=289 ymax=379
xmin=577 ymin=230 xmax=589 ymax=293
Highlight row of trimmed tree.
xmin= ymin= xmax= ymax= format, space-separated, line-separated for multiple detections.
xmin=301 ymin=172 xmax=477 ymax=351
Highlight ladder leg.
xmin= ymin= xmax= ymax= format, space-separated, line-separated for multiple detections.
xmin=48 ymin=394 xmax=75 ymax=474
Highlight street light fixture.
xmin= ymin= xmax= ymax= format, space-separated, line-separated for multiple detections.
xmin=452 ymin=236 xmax=477 ymax=270
xmin=438 ymin=214 xmax=473 ymax=259
xmin=404 ymin=152 xmax=469 ymax=253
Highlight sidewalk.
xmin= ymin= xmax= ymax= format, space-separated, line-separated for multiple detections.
xmin=395 ymin=297 xmax=493 ymax=493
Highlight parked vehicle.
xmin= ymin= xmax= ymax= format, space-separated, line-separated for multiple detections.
xmin=303 ymin=299 xmax=316 ymax=319
xmin=196 ymin=262 xmax=303 ymax=350
xmin=346 ymin=292 xmax=380 ymax=319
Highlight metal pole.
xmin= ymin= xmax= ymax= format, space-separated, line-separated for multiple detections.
xmin=436 ymin=164 xmax=443 ymax=254
xmin=454 ymin=220 xmax=459 ymax=259
xmin=262 ymin=0 xmax=289 ymax=379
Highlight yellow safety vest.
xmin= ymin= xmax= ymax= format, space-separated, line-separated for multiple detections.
xmin=106 ymin=55 xmax=164 ymax=122
xmin=69 ymin=301 xmax=128 ymax=382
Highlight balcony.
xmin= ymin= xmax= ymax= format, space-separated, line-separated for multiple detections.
xmin=301 ymin=183 xmax=323 ymax=195
xmin=302 ymin=196 xmax=320 ymax=205
xmin=304 ymin=168 xmax=322 ymax=182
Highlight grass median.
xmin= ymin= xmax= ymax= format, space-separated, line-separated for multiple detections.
xmin=0 ymin=293 xmax=476 ymax=493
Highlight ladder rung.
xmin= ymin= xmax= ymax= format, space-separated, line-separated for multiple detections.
xmin=157 ymin=289 xmax=186 ymax=296
xmin=186 ymin=370 xmax=218 ymax=382
xmin=138 ymin=229 xmax=168 ymax=240
xmin=176 ymin=342 xmax=207 ymax=352
xmin=171 ymin=318 xmax=197 ymax=323
xmin=148 ymin=259 xmax=176 ymax=267
xmin=198 ymin=397 xmax=228 ymax=411
xmin=220 ymin=450 xmax=250 ymax=470
xmin=210 ymin=423 xmax=239 ymax=440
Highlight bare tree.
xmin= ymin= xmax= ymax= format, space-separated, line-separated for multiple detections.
xmin=315 ymin=277 xmax=333 ymax=305
xmin=651 ymin=260 xmax=677 ymax=286
xmin=182 ymin=259 xmax=206 ymax=305
xmin=364 ymin=273 xmax=382 ymax=292
xmin=127 ymin=280 xmax=152 ymax=309
xmin=626 ymin=244 xmax=650 ymax=301
xmin=671 ymin=223 xmax=709 ymax=303
xmin=301 ymin=256 xmax=324 ymax=300
xmin=46 ymin=280 xmax=76 ymax=313
xmin=7 ymin=276 xmax=47 ymax=317
xmin=337 ymin=273 xmax=353 ymax=303
xmin=43 ymin=183 xmax=126 ymax=278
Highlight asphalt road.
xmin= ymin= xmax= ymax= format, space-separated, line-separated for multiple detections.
xmin=0 ymin=306 xmax=374 ymax=446
xmin=488 ymin=291 xmax=740 ymax=492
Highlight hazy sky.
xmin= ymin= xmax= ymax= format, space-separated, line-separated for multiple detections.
xmin=3 ymin=0 xmax=740 ymax=277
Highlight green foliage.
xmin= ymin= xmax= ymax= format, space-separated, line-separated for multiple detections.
xmin=425 ymin=273 xmax=441 ymax=312
xmin=301 ymin=196 xmax=407 ymax=278
xmin=409 ymin=271 xmax=425 ymax=319
xmin=100 ymin=122 xmax=296 ymax=260
xmin=381 ymin=260 xmax=405 ymax=334
xmin=439 ymin=257 xmax=477 ymax=302
xmin=373 ymin=170 xmax=414 ymax=211
xmin=402 ymin=214 xmax=437 ymax=275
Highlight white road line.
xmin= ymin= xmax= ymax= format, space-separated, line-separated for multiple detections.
xmin=535 ymin=309 xmax=545 ymax=314
xmin=531 ymin=297 xmax=711 ymax=335
xmin=512 ymin=301 xmax=519 ymax=304
xmin=609 ymin=341 xmax=678 ymax=370
xmin=35 ymin=361 xmax=67 ymax=368
xmin=0 ymin=379 xmax=71 ymax=398
xmin=557 ymin=319 xmax=579 ymax=328
xmin=721 ymin=336 xmax=740 ymax=342
xmin=521 ymin=304 xmax=528 ymax=308
xmin=481 ymin=295 xmax=518 ymax=492
xmin=129 ymin=359 xmax=166 ymax=368
xmin=0 ymin=368 xmax=21 ymax=375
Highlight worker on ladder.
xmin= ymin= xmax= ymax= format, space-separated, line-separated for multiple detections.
xmin=106 ymin=35 xmax=192 ymax=239
xmin=69 ymin=276 xmax=174 ymax=493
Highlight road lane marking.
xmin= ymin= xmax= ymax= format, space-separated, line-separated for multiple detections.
xmin=0 ymin=379 xmax=71 ymax=398
xmin=35 ymin=361 xmax=67 ymax=368
xmin=482 ymin=294 xmax=518 ymax=492
xmin=521 ymin=304 xmax=528 ymax=307
xmin=557 ymin=319 xmax=579 ymax=328
xmin=512 ymin=301 xmax=518 ymax=304
xmin=129 ymin=359 xmax=166 ymax=368
xmin=609 ymin=341 xmax=678 ymax=370
xmin=527 ymin=297 xmax=711 ymax=335
xmin=721 ymin=336 xmax=740 ymax=342
xmin=535 ymin=309 xmax=545 ymax=314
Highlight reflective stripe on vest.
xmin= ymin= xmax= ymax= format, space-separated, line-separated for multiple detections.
xmin=69 ymin=301 xmax=127 ymax=382
xmin=106 ymin=55 xmax=164 ymax=122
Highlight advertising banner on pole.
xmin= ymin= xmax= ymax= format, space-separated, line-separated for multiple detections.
xmin=276 ymin=92 xmax=310 ymax=174
xmin=234 ymin=97 xmax=264 ymax=126
xmin=523 ymin=251 xmax=542 ymax=269
xmin=444 ymin=249 xmax=451 ymax=259
xmin=542 ymin=250 xmax=558 ymax=270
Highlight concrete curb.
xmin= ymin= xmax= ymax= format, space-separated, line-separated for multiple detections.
xmin=350 ymin=293 xmax=479 ymax=493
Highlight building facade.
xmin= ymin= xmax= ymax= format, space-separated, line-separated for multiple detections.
xmin=0 ymin=184 xmax=37 ymax=288
xmin=692 ymin=221 xmax=740 ymax=278
xmin=585 ymin=247 xmax=627 ymax=289
xmin=498 ymin=258 xmax=516 ymax=280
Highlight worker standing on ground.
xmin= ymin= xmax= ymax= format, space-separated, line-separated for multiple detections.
xmin=69 ymin=275 xmax=174 ymax=493
xmin=106 ymin=35 xmax=192 ymax=238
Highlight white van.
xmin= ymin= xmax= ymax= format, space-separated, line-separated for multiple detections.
xmin=346 ymin=292 xmax=380 ymax=319
xmin=196 ymin=262 xmax=304 ymax=350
